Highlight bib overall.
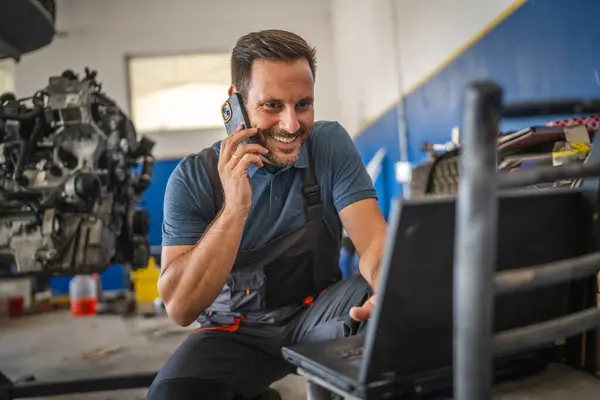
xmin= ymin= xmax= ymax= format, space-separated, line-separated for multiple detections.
xmin=148 ymin=144 xmax=372 ymax=400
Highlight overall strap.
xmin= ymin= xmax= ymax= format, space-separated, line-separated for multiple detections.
xmin=197 ymin=148 xmax=224 ymax=213
xmin=197 ymin=144 xmax=322 ymax=222
xmin=301 ymin=141 xmax=323 ymax=223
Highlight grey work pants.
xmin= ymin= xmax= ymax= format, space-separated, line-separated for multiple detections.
xmin=147 ymin=274 xmax=371 ymax=399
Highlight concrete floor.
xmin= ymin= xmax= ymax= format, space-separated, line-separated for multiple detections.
xmin=4 ymin=310 xmax=600 ymax=399
xmin=0 ymin=310 xmax=306 ymax=400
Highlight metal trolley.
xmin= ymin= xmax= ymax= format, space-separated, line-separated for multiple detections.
xmin=454 ymin=82 xmax=600 ymax=399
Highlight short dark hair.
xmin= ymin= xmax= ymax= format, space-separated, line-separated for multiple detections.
xmin=231 ymin=29 xmax=317 ymax=98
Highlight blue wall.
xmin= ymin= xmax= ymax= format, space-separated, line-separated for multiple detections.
xmin=354 ymin=107 xmax=399 ymax=220
xmin=354 ymin=0 xmax=600 ymax=213
xmin=142 ymin=159 xmax=181 ymax=246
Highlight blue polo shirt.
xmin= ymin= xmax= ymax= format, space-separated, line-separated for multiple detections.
xmin=162 ymin=121 xmax=377 ymax=249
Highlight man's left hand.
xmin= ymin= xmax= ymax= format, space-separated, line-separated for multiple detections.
xmin=349 ymin=295 xmax=376 ymax=322
xmin=339 ymin=198 xmax=386 ymax=323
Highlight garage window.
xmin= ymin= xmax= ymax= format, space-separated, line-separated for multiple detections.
xmin=127 ymin=52 xmax=231 ymax=134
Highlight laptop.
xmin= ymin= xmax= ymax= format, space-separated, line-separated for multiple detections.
xmin=282 ymin=188 xmax=588 ymax=399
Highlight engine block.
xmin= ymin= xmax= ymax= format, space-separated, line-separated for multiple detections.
xmin=0 ymin=68 xmax=155 ymax=276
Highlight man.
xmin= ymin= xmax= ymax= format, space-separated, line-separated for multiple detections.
xmin=148 ymin=29 xmax=387 ymax=399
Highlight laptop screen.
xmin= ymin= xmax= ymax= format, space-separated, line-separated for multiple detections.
xmin=362 ymin=188 xmax=589 ymax=380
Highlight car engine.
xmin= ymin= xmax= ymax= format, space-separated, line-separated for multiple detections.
xmin=0 ymin=68 xmax=155 ymax=277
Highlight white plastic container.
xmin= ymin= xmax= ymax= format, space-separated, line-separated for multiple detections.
xmin=69 ymin=275 xmax=98 ymax=316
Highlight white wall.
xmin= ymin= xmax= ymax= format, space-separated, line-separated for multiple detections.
xmin=14 ymin=0 xmax=339 ymax=159
xmin=330 ymin=0 xmax=400 ymax=138
xmin=331 ymin=0 xmax=522 ymax=137
xmin=395 ymin=0 xmax=519 ymax=94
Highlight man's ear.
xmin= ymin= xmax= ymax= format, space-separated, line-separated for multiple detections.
xmin=227 ymin=85 xmax=236 ymax=97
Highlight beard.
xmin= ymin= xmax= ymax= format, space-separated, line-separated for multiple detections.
xmin=258 ymin=125 xmax=311 ymax=167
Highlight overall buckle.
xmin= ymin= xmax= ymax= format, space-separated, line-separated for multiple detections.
xmin=302 ymin=184 xmax=321 ymax=206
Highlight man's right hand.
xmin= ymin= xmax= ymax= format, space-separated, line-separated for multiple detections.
xmin=218 ymin=125 xmax=269 ymax=215
xmin=160 ymin=125 xmax=267 ymax=326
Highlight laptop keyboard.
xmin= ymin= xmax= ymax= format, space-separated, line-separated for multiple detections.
xmin=338 ymin=346 xmax=364 ymax=359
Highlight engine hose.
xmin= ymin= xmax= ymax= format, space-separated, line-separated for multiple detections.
xmin=0 ymin=105 xmax=43 ymax=121
xmin=2 ymin=141 xmax=22 ymax=152
xmin=13 ymin=119 xmax=43 ymax=185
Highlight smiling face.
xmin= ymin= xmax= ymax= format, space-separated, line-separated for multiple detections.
xmin=234 ymin=59 xmax=314 ymax=167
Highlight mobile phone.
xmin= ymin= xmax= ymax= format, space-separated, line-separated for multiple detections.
xmin=221 ymin=93 xmax=257 ymax=143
